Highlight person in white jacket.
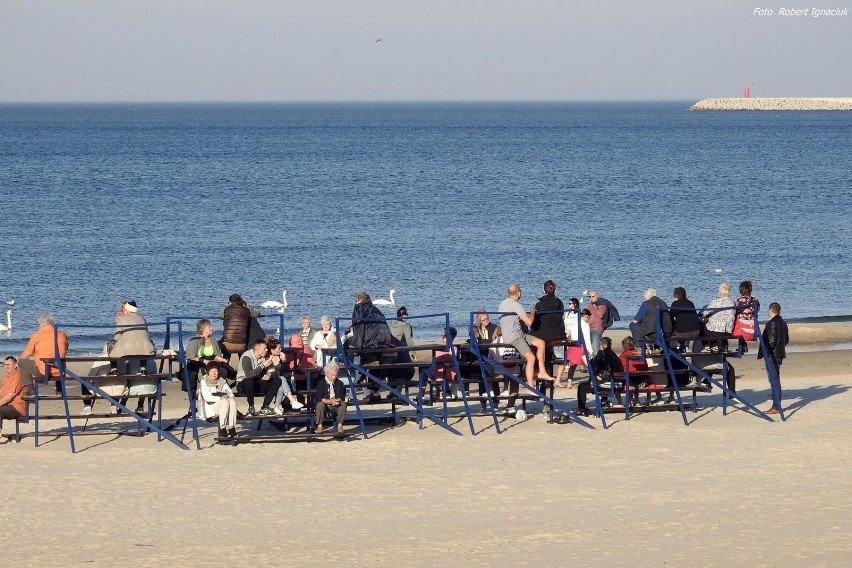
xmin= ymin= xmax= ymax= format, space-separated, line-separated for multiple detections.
xmin=197 ymin=362 xmax=237 ymax=438
xmin=557 ymin=306 xmax=592 ymax=388
xmin=309 ymin=315 xmax=338 ymax=366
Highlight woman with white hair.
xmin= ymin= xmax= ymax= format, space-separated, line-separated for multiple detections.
xmin=629 ymin=288 xmax=669 ymax=344
xmin=309 ymin=315 xmax=338 ymax=366
xmin=702 ymin=283 xmax=736 ymax=353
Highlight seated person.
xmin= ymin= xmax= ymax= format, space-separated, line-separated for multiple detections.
xmin=265 ymin=338 xmax=304 ymax=415
xmin=576 ymin=336 xmax=623 ymax=415
xmin=0 ymin=357 xmax=27 ymax=431
xmin=235 ymin=340 xmax=282 ymax=417
xmin=314 ymin=361 xmax=347 ymax=434
xmin=615 ymin=336 xmax=649 ymax=407
xmin=309 ymin=315 xmax=338 ymax=366
xmin=701 ymin=283 xmax=735 ymax=352
xmin=670 ymin=287 xmax=702 ymax=351
xmin=498 ymin=284 xmax=556 ymax=392
xmin=185 ymin=319 xmax=234 ymax=392
xmin=431 ymin=327 xmax=459 ymax=400
xmin=18 ymin=312 xmax=69 ymax=394
xmin=197 ymin=362 xmax=238 ymax=439
xmin=629 ymin=288 xmax=670 ymax=346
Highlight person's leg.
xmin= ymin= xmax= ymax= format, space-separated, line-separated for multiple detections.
xmin=334 ymin=402 xmax=348 ymax=432
xmin=725 ymin=362 xmax=736 ymax=395
xmin=530 ymin=336 xmax=554 ymax=380
xmin=315 ymin=401 xmax=327 ymax=432
xmin=1 ymin=405 xmax=22 ymax=429
xmin=590 ymin=330 xmax=602 ymax=354
xmin=214 ymin=399 xmax=227 ymax=429
xmin=237 ymin=378 xmax=256 ymax=410
xmin=262 ymin=376 xmax=282 ymax=409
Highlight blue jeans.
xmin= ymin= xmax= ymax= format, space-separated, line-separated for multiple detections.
xmin=590 ymin=330 xmax=602 ymax=355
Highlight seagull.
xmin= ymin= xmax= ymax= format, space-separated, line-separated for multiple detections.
xmin=374 ymin=289 xmax=396 ymax=306
xmin=0 ymin=308 xmax=11 ymax=332
xmin=375 ymin=37 xmax=382 ymax=42
xmin=261 ymin=290 xmax=288 ymax=310
xmin=713 ymin=268 xmax=723 ymax=273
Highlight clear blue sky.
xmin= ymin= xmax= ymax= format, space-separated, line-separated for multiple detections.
xmin=1 ymin=0 xmax=849 ymax=102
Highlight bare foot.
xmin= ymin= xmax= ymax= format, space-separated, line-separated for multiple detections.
xmin=537 ymin=374 xmax=556 ymax=381
xmin=555 ymin=381 xmax=569 ymax=388
xmin=336 ymin=427 xmax=345 ymax=434
xmin=315 ymin=426 xmax=323 ymax=434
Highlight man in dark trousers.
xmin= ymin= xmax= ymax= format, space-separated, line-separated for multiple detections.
xmin=315 ymin=361 xmax=347 ymax=434
xmin=758 ymin=302 xmax=789 ymax=415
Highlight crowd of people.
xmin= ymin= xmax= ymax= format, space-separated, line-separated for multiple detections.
xmin=0 ymin=280 xmax=790 ymax=435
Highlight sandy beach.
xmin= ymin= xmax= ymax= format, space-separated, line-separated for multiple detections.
xmin=2 ymin=323 xmax=851 ymax=567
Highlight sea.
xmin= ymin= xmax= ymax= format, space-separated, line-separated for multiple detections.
xmin=1 ymin=102 xmax=851 ymax=354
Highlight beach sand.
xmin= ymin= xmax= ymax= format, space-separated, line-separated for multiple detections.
xmin=2 ymin=324 xmax=851 ymax=567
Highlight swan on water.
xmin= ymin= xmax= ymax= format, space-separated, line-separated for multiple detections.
xmin=0 ymin=309 xmax=11 ymax=332
xmin=261 ymin=290 xmax=288 ymax=310
xmin=374 ymin=289 xmax=396 ymax=306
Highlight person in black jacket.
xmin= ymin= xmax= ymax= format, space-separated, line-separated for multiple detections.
xmin=670 ymin=287 xmax=702 ymax=351
xmin=530 ymin=280 xmax=567 ymax=379
xmin=315 ymin=361 xmax=347 ymax=434
xmin=758 ymin=302 xmax=789 ymax=415
xmin=351 ymin=291 xmax=395 ymax=403
xmin=576 ymin=336 xmax=623 ymax=415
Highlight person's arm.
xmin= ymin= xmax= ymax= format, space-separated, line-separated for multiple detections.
xmin=518 ymin=306 xmax=534 ymax=327
xmin=240 ymin=355 xmax=268 ymax=380
xmin=19 ymin=335 xmax=36 ymax=361
xmin=198 ymin=380 xmax=219 ymax=404
xmin=632 ymin=303 xmax=648 ymax=323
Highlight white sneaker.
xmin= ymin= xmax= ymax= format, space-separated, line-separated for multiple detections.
xmin=109 ymin=405 xmax=118 ymax=415
xmin=81 ymin=406 xmax=92 ymax=416
xmin=291 ymin=400 xmax=304 ymax=410
xmin=273 ymin=405 xmax=284 ymax=416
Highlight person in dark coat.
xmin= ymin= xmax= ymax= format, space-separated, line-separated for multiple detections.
xmin=757 ymin=302 xmax=789 ymax=414
xmin=670 ymin=287 xmax=702 ymax=351
xmin=629 ymin=288 xmax=671 ymax=344
xmin=351 ymin=291 xmax=394 ymax=403
xmin=530 ymin=279 xmax=567 ymax=379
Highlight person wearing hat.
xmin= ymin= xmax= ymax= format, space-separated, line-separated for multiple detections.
xmin=111 ymin=300 xmax=156 ymax=415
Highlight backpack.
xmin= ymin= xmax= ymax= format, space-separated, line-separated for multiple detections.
xmin=599 ymin=298 xmax=620 ymax=329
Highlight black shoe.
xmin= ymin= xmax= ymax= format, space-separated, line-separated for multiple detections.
xmin=218 ymin=428 xmax=227 ymax=438
xmin=577 ymin=408 xmax=590 ymax=417
xmin=228 ymin=428 xmax=237 ymax=438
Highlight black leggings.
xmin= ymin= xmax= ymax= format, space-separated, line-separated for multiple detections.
xmin=238 ymin=375 xmax=282 ymax=408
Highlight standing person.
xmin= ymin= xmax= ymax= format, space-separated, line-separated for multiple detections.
xmin=498 ymin=284 xmax=555 ymax=391
xmin=221 ymin=293 xmax=258 ymax=358
xmin=733 ymin=280 xmax=760 ymax=353
xmin=557 ymin=307 xmax=592 ymax=389
xmin=530 ymin=280 xmax=567 ymax=380
xmin=758 ymin=302 xmax=789 ymax=415
xmin=235 ymin=339 xmax=282 ymax=417
xmin=19 ymin=313 xmax=69 ymax=393
xmin=586 ymin=290 xmax=608 ymax=355
xmin=314 ymin=361 xmax=347 ymax=434
xmin=0 ymin=357 xmax=27 ymax=432
xmin=197 ymin=362 xmax=238 ymax=439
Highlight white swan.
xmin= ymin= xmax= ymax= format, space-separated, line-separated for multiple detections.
xmin=374 ymin=289 xmax=396 ymax=306
xmin=261 ymin=290 xmax=288 ymax=310
xmin=0 ymin=309 xmax=11 ymax=332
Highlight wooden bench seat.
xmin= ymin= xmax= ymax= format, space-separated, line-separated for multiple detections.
xmin=24 ymin=393 xmax=164 ymax=402
xmin=214 ymin=431 xmax=350 ymax=444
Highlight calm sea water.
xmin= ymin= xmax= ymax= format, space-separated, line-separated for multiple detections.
xmin=1 ymin=102 xmax=851 ymax=353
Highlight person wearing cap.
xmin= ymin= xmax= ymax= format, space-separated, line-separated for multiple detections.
xmin=111 ymin=300 xmax=156 ymax=414
xmin=18 ymin=312 xmax=70 ymax=394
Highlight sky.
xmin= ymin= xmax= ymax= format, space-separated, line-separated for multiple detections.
xmin=0 ymin=0 xmax=849 ymax=102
